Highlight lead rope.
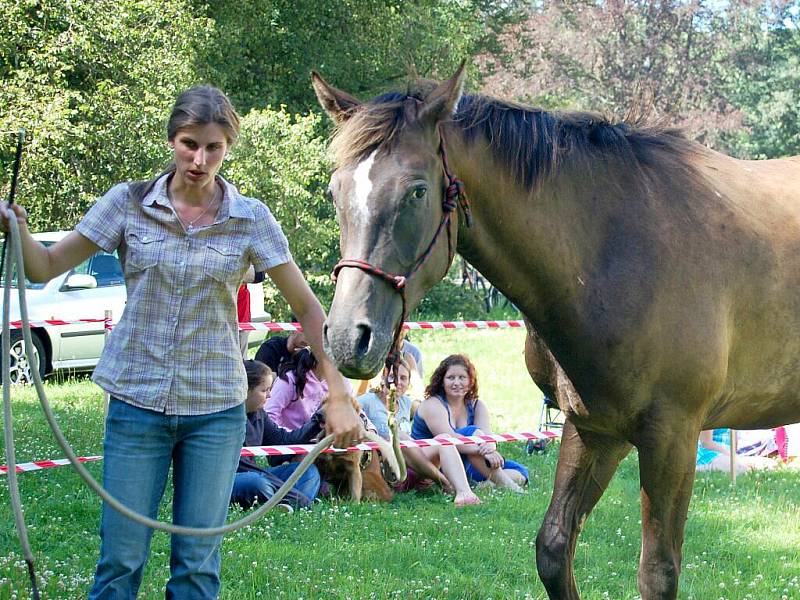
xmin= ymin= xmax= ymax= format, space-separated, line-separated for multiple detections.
xmin=2 ymin=128 xmax=39 ymax=598
xmin=1 ymin=210 xmax=351 ymax=597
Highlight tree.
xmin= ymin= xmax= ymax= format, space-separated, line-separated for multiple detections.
xmin=478 ymin=1 xmax=800 ymax=158
xmin=0 ymin=0 xmax=212 ymax=229
xmin=718 ymin=3 xmax=800 ymax=158
xmin=225 ymin=107 xmax=336 ymax=316
xmin=196 ymin=0 xmax=515 ymax=115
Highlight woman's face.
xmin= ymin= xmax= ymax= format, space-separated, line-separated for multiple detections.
xmin=246 ymin=374 xmax=274 ymax=413
xmin=442 ymin=364 xmax=470 ymax=401
xmin=393 ymin=365 xmax=410 ymax=396
xmin=169 ymin=123 xmax=228 ymax=190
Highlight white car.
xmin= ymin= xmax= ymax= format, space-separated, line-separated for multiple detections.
xmin=1 ymin=231 xmax=269 ymax=384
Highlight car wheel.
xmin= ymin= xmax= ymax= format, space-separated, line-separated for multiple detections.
xmin=6 ymin=330 xmax=47 ymax=385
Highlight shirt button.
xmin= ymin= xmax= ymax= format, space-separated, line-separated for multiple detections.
xmin=142 ymin=236 xmax=149 ymax=242
xmin=178 ymin=261 xmax=185 ymax=267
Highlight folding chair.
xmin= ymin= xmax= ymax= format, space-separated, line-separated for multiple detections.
xmin=527 ymin=394 xmax=563 ymax=454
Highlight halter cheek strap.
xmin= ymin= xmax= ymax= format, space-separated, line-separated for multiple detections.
xmin=331 ymin=124 xmax=472 ymax=356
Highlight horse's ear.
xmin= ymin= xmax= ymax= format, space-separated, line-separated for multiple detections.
xmin=417 ymin=60 xmax=467 ymax=127
xmin=312 ymin=72 xmax=361 ymax=123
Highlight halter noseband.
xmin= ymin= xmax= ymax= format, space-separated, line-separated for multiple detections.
xmin=331 ymin=123 xmax=472 ymax=356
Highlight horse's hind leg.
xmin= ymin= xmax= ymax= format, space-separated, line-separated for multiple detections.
xmin=536 ymin=420 xmax=632 ymax=599
xmin=636 ymin=430 xmax=698 ymax=599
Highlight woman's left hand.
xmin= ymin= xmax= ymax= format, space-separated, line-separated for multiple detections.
xmin=324 ymin=394 xmax=364 ymax=449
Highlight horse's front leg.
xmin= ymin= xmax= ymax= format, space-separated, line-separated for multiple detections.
xmin=536 ymin=420 xmax=632 ymax=599
xmin=636 ymin=426 xmax=698 ymax=599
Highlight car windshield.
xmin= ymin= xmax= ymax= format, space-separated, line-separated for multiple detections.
xmin=0 ymin=240 xmax=54 ymax=290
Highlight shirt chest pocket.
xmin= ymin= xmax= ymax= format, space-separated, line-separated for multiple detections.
xmin=125 ymin=231 xmax=165 ymax=273
xmin=204 ymin=241 xmax=245 ymax=283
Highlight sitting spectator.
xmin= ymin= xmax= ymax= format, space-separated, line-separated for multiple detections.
xmin=736 ymin=428 xmax=781 ymax=458
xmin=400 ymin=329 xmax=424 ymax=379
xmin=254 ymin=323 xmax=308 ymax=373
xmin=696 ymin=429 xmax=778 ymax=474
xmin=358 ymin=360 xmax=480 ymax=506
xmin=356 ymin=328 xmax=424 ymax=397
xmin=412 ymin=354 xmax=528 ymax=493
xmin=265 ymin=348 xmax=353 ymax=430
xmin=231 ymin=360 xmax=323 ymax=512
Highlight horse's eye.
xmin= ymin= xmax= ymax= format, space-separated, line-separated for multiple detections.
xmin=411 ymin=185 xmax=427 ymax=200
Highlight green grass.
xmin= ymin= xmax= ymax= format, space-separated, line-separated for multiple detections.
xmin=2 ymin=330 xmax=800 ymax=599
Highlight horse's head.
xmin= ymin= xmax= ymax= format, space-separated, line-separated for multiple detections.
xmin=313 ymin=64 xmax=467 ymax=378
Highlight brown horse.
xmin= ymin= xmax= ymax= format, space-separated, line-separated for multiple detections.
xmin=313 ymin=63 xmax=800 ymax=599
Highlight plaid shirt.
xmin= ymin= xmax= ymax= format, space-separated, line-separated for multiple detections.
xmin=76 ymin=174 xmax=291 ymax=415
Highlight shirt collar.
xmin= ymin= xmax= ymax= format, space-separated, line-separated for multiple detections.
xmin=143 ymin=172 xmax=255 ymax=221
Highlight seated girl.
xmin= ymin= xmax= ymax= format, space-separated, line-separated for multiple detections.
xmin=696 ymin=428 xmax=778 ymax=474
xmin=265 ymin=347 xmax=353 ymax=430
xmin=358 ymin=359 xmax=480 ymax=506
xmin=231 ymin=360 xmax=322 ymax=511
xmin=411 ymin=354 xmax=528 ymax=493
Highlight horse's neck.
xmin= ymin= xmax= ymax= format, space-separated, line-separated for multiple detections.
xmin=446 ymin=127 xmax=615 ymax=330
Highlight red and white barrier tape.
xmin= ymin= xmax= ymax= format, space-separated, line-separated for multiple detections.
xmin=241 ymin=430 xmax=558 ymax=457
xmin=1 ymin=430 xmax=559 ymax=475
xmin=10 ymin=319 xmax=525 ymax=332
xmin=8 ymin=318 xmax=110 ymax=330
xmin=1 ymin=455 xmax=103 ymax=475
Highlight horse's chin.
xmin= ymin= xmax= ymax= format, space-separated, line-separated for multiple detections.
xmin=328 ymin=348 xmax=387 ymax=380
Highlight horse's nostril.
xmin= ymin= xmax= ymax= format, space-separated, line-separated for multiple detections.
xmin=355 ymin=323 xmax=372 ymax=357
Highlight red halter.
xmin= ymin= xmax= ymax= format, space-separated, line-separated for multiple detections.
xmin=331 ymin=124 xmax=472 ymax=361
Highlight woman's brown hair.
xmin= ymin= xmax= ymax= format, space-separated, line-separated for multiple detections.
xmin=167 ymin=85 xmax=240 ymax=145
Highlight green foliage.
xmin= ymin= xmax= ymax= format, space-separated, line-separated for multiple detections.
xmin=226 ymin=106 xmax=337 ymax=298
xmin=486 ymin=1 xmax=800 ymax=160
xmin=196 ymin=0 xmax=515 ymax=114
xmin=716 ymin=5 xmax=800 ymax=158
xmin=0 ymin=0 xmax=212 ymax=230
xmin=411 ymin=278 xmax=486 ymax=321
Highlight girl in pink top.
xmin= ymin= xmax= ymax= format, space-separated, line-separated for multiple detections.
xmin=266 ymin=348 xmax=352 ymax=429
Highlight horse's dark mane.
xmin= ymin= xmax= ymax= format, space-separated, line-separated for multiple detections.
xmin=330 ymin=83 xmax=700 ymax=190
xmin=456 ymin=95 xmax=697 ymax=190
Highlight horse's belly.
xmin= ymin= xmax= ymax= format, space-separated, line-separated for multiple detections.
xmin=705 ymin=386 xmax=800 ymax=430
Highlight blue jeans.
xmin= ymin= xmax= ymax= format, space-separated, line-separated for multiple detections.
xmin=231 ymin=462 xmax=321 ymax=509
xmin=89 ymin=398 xmax=246 ymax=600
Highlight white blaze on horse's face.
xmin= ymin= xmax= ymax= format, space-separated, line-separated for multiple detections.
xmin=351 ymin=149 xmax=379 ymax=224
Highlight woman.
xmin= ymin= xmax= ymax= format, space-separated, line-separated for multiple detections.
xmin=0 ymin=85 xmax=361 ymax=599
xmin=412 ymin=354 xmax=528 ymax=492
xmin=359 ymin=359 xmax=481 ymax=506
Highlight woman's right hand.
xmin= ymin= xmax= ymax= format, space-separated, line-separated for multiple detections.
xmin=477 ymin=442 xmax=497 ymax=456
xmin=0 ymin=201 xmax=28 ymax=232
xmin=484 ymin=451 xmax=504 ymax=470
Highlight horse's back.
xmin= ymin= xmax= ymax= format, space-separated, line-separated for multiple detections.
xmin=689 ymin=151 xmax=800 ymax=427
xmin=700 ymin=152 xmax=800 ymax=224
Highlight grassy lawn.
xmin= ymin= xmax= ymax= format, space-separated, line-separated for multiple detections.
xmin=2 ymin=329 xmax=800 ymax=599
